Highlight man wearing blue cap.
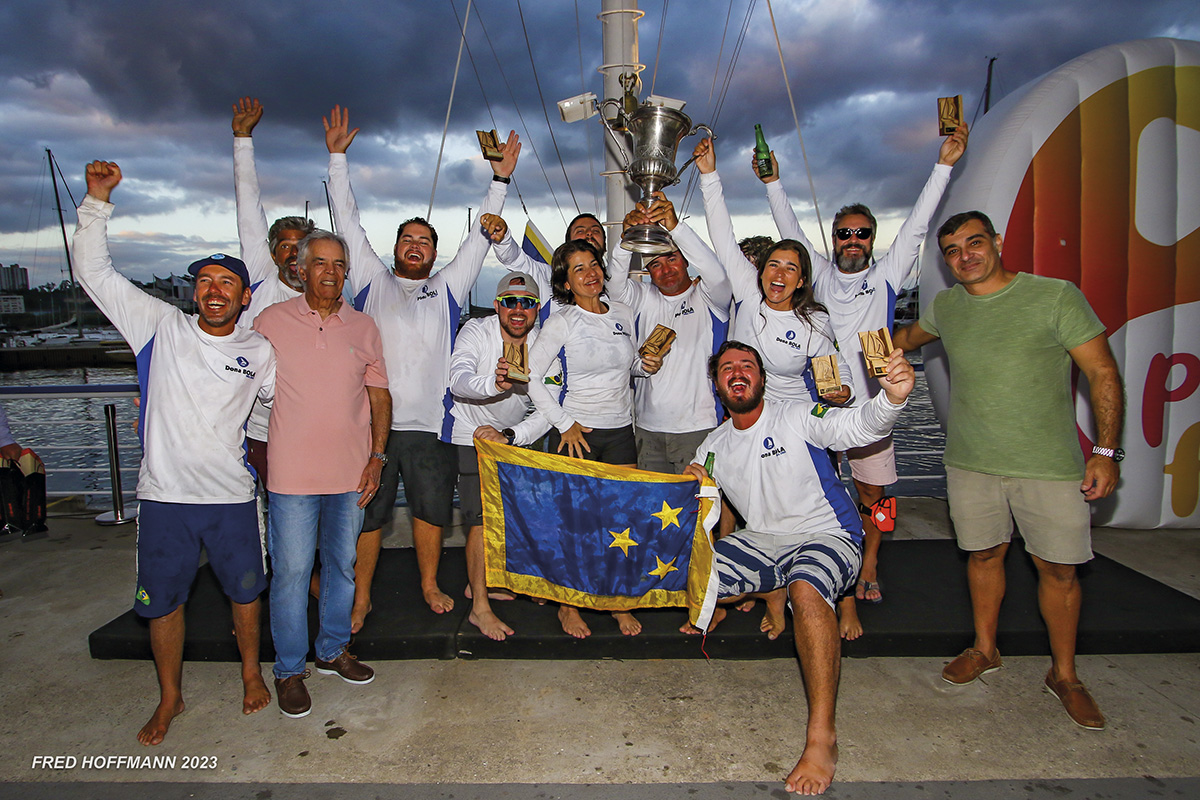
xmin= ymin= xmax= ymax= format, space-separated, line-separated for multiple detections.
xmin=74 ymin=161 xmax=277 ymax=746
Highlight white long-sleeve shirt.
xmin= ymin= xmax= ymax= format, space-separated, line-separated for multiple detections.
xmin=526 ymin=301 xmax=648 ymax=432
xmin=766 ymin=163 xmax=952 ymax=401
xmin=695 ymin=392 xmax=905 ymax=541
xmin=447 ymin=315 xmax=548 ymax=447
xmin=233 ymin=136 xmax=301 ymax=441
xmin=328 ymin=153 xmax=505 ymax=437
xmin=73 ymin=196 xmax=275 ymax=504
xmin=606 ymin=222 xmax=731 ymax=433
xmin=699 ymin=171 xmax=853 ymax=403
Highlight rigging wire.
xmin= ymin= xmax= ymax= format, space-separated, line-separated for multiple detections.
xmin=706 ymin=0 xmax=736 ymax=104
xmin=428 ymin=0 xmax=473 ymax=220
xmin=515 ymin=0 xmax=580 ymax=215
xmin=576 ymin=0 xmax=601 ymax=214
xmin=649 ymin=0 xmax=670 ymax=97
xmin=765 ymin=0 xmax=827 ymax=258
xmin=455 ymin=0 xmax=566 ymax=224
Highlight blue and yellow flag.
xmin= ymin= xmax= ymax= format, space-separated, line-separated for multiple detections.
xmin=521 ymin=220 xmax=553 ymax=265
xmin=477 ymin=439 xmax=719 ymax=628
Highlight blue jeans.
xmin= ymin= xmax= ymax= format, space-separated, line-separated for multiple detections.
xmin=268 ymin=491 xmax=364 ymax=679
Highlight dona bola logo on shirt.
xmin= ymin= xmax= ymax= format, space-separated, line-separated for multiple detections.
xmin=674 ymin=301 xmax=695 ymax=318
xmin=613 ymin=322 xmax=630 ymax=338
xmin=417 ymin=284 xmax=439 ymax=301
xmin=853 ymin=278 xmax=876 ymax=300
xmin=225 ymin=356 xmax=256 ymax=379
xmin=776 ymin=329 xmax=806 ymax=351
xmin=760 ymin=435 xmax=787 ymax=459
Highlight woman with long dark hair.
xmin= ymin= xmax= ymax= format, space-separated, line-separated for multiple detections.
xmin=526 ymin=238 xmax=666 ymax=640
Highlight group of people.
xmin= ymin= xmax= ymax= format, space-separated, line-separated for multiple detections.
xmin=71 ymin=96 xmax=1123 ymax=797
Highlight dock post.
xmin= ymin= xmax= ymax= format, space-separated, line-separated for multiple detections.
xmin=96 ymin=403 xmax=136 ymax=525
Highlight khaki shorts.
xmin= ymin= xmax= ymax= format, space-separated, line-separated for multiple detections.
xmin=946 ymin=466 xmax=1092 ymax=564
xmin=845 ymin=434 xmax=897 ymax=486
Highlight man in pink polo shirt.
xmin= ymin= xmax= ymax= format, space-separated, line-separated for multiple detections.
xmin=253 ymin=230 xmax=391 ymax=719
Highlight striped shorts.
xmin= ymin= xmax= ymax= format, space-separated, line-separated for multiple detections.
xmin=714 ymin=529 xmax=863 ymax=609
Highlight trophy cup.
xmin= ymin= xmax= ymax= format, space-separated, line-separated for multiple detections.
xmin=600 ymin=99 xmax=714 ymax=254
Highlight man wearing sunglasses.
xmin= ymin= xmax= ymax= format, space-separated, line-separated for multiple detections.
xmin=446 ymin=271 xmax=549 ymax=641
xmin=491 ymin=212 xmax=610 ymax=323
xmin=757 ymin=124 xmax=969 ymax=611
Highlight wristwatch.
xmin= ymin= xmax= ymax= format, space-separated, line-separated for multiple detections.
xmin=1091 ymin=445 xmax=1124 ymax=462
xmin=371 ymin=451 xmax=389 ymax=466
xmin=501 ymin=428 xmax=516 ymax=446
xmin=492 ymin=174 xmax=511 ymax=184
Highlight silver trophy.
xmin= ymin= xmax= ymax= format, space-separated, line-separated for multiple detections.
xmin=600 ymin=99 xmax=714 ymax=254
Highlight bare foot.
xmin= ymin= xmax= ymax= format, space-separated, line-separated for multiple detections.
xmin=350 ymin=600 xmax=373 ymax=634
xmin=784 ymin=739 xmax=838 ymax=795
xmin=469 ymin=608 xmax=514 ymax=641
xmin=464 ymin=585 xmax=516 ymax=601
xmin=613 ymin=611 xmax=641 ymax=636
xmin=423 ymin=586 xmax=455 ymax=614
xmin=680 ymin=606 xmax=726 ymax=634
xmin=558 ymin=605 xmax=591 ymax=638
xmin=762 ymin=589 xmax=787 ymax=640
xmin=838 ymin=597 xmax=863 ymax=641
xmin=242 ymin=669 xmax=271 ymax=715
xmin=137 ymin=698 xmax=185 ymax=746
xmin=735 ymin=598 xmax=756 ymax=612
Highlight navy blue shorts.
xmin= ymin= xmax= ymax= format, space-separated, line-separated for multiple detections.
xmin=134 ymin=499 xmax=267 ymax=618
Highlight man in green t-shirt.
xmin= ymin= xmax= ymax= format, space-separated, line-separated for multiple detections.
xmin=894 ymin=210 xmax=1123 ymax=731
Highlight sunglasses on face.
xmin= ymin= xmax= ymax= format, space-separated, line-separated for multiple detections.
xmin=498 ymin=295 xmax=538 ymax=309
xmin=834 ymin=227 xmax=874 ymax=241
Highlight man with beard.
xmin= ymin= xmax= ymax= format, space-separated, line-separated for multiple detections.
xmin=73 ymin=161 xmax=277 ymax=745
xmin=609 ymin=194 xmax=731 ymax=474
xmin=231 ymin=97 xmax=314 ymax=488
xmin=684 ymin=340 xmax=914 ymax=795
xmin=324 ymin=105 xmax=518 ymax=621
xmin=446 ymin=271 xmax=549 ymax=640
xmin=758 ymin=124 xmax=969 ymax=608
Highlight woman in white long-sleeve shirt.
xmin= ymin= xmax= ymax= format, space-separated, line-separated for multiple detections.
xmin=526 ymin=239 xmax=665 ymax=641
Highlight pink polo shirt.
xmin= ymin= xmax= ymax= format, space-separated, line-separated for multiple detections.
xmin=253 ymin=294 xmax=389 ymax=495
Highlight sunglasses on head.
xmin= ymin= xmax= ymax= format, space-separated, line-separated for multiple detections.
xmin=497 ymin=295 xmax=538 ymax=309
xmin=834 ymin=227 xmax=874 ymax=241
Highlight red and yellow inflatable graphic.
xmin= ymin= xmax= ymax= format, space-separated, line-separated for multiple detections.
xmin=920 ymin=38 xmax=1200 ymax=528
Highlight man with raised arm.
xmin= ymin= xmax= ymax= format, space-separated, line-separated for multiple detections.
xmin=685 ymin=340 xmax=915 ymax=795
xmin=230 ymin=96 xmax=313 ymax=489
xmin=73 ymin=161 xmax=276 ymax=745
xmin=892 ymin=210 xmax=1123 ymax=731
xmin=610 ymin=193 xmax=731 ymax=474
xmin=448 ymin=270 xmax=549 ymax=641
xmin=759 ymin=124 xmax=969 ymax=608
xmin=324 ymin=105 xmax=518 ymax=619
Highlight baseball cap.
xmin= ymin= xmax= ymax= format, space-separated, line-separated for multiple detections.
xmin=495 ymin=270 xmax=539 ymax=301
xmin=187 ymin=254 xmax=251 ymax=290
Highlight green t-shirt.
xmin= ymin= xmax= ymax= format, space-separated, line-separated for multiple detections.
xmin=919 ymin=272 xmax=1105 ymax=480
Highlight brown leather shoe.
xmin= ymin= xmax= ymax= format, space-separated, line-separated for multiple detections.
xmin=1044 ymin=670 xmax=1105 ymax=730
xmin=314 ymin=649 xmax=374 ymax=685
xmin=941 ymin=648 xmax=1002 ymax=684
xmin=275 ymin=672 xmax=311 ymax=718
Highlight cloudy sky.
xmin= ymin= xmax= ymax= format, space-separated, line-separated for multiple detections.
xmin=1 ymin=0 xmax=1196 ymax=292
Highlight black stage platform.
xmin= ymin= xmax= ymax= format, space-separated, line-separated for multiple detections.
xmin=89 ymin=540 xmax=1200 ymax=661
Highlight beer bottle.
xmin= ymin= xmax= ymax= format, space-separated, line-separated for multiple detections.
xmin=753 ymin=124 xmax=773 ymax=179
xmin=703 ymin=451 xmax=715 ymax=476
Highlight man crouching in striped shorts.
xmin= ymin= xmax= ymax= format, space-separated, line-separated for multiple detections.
xmin=684 ymin=341 xmax=914 ymax=795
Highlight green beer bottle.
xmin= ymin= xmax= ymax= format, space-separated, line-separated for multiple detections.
xmin=753 ymin=124 xmax=773 ymax=179
xmin=703 ymin=451 xmax=715 ymax=476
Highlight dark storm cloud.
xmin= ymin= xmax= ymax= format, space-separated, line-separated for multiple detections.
xmin=0 ymin=0 xmax=1196 ymax=282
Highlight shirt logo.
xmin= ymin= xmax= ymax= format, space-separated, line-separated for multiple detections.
xmin=418 ymin=285 xmax=439 ymax=301
xmin=785 ymin=330 xmax=796 ymax=341
xmin=236 ymin=356 xmax=249 ymax=368
xmin=811 ymin=403 xmax=830 ymax=418
xmin=615 ymin=322 xmax=623 ymax=331
xmin=760 ymin=436 xmax=787 ymax=459
xmin=675 ymin=302 xmax=695 ymax=318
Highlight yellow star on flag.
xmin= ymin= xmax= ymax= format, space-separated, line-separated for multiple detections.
xmin=650 ymin=500 xmax=683 ymax=530
xmin=608 ymin=528 xmax=638 ymax=557
xmin=647 ymin=555 xmax=679 ymax=580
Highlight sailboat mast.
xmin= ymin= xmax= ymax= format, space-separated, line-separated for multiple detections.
xmin=46 ymin=148 xmax=85 ymax=340
xmin=599 ymin=0 xmax=643 ymax=252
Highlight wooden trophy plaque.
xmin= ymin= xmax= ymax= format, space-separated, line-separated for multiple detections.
xmin=858 ymin=328 xmax=895 ymax=378
xmin=476 ymin=129 xmax=504 ymax=162
xmin=638 ymin=324 xmax=677 ymax=359
xmin=938 ymin=95 xmax=963 ymax=136
xmin=504 ymin=341 xmax=529 ymax=383
xmin=811 ymin=354 xmax=840 ymax=397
